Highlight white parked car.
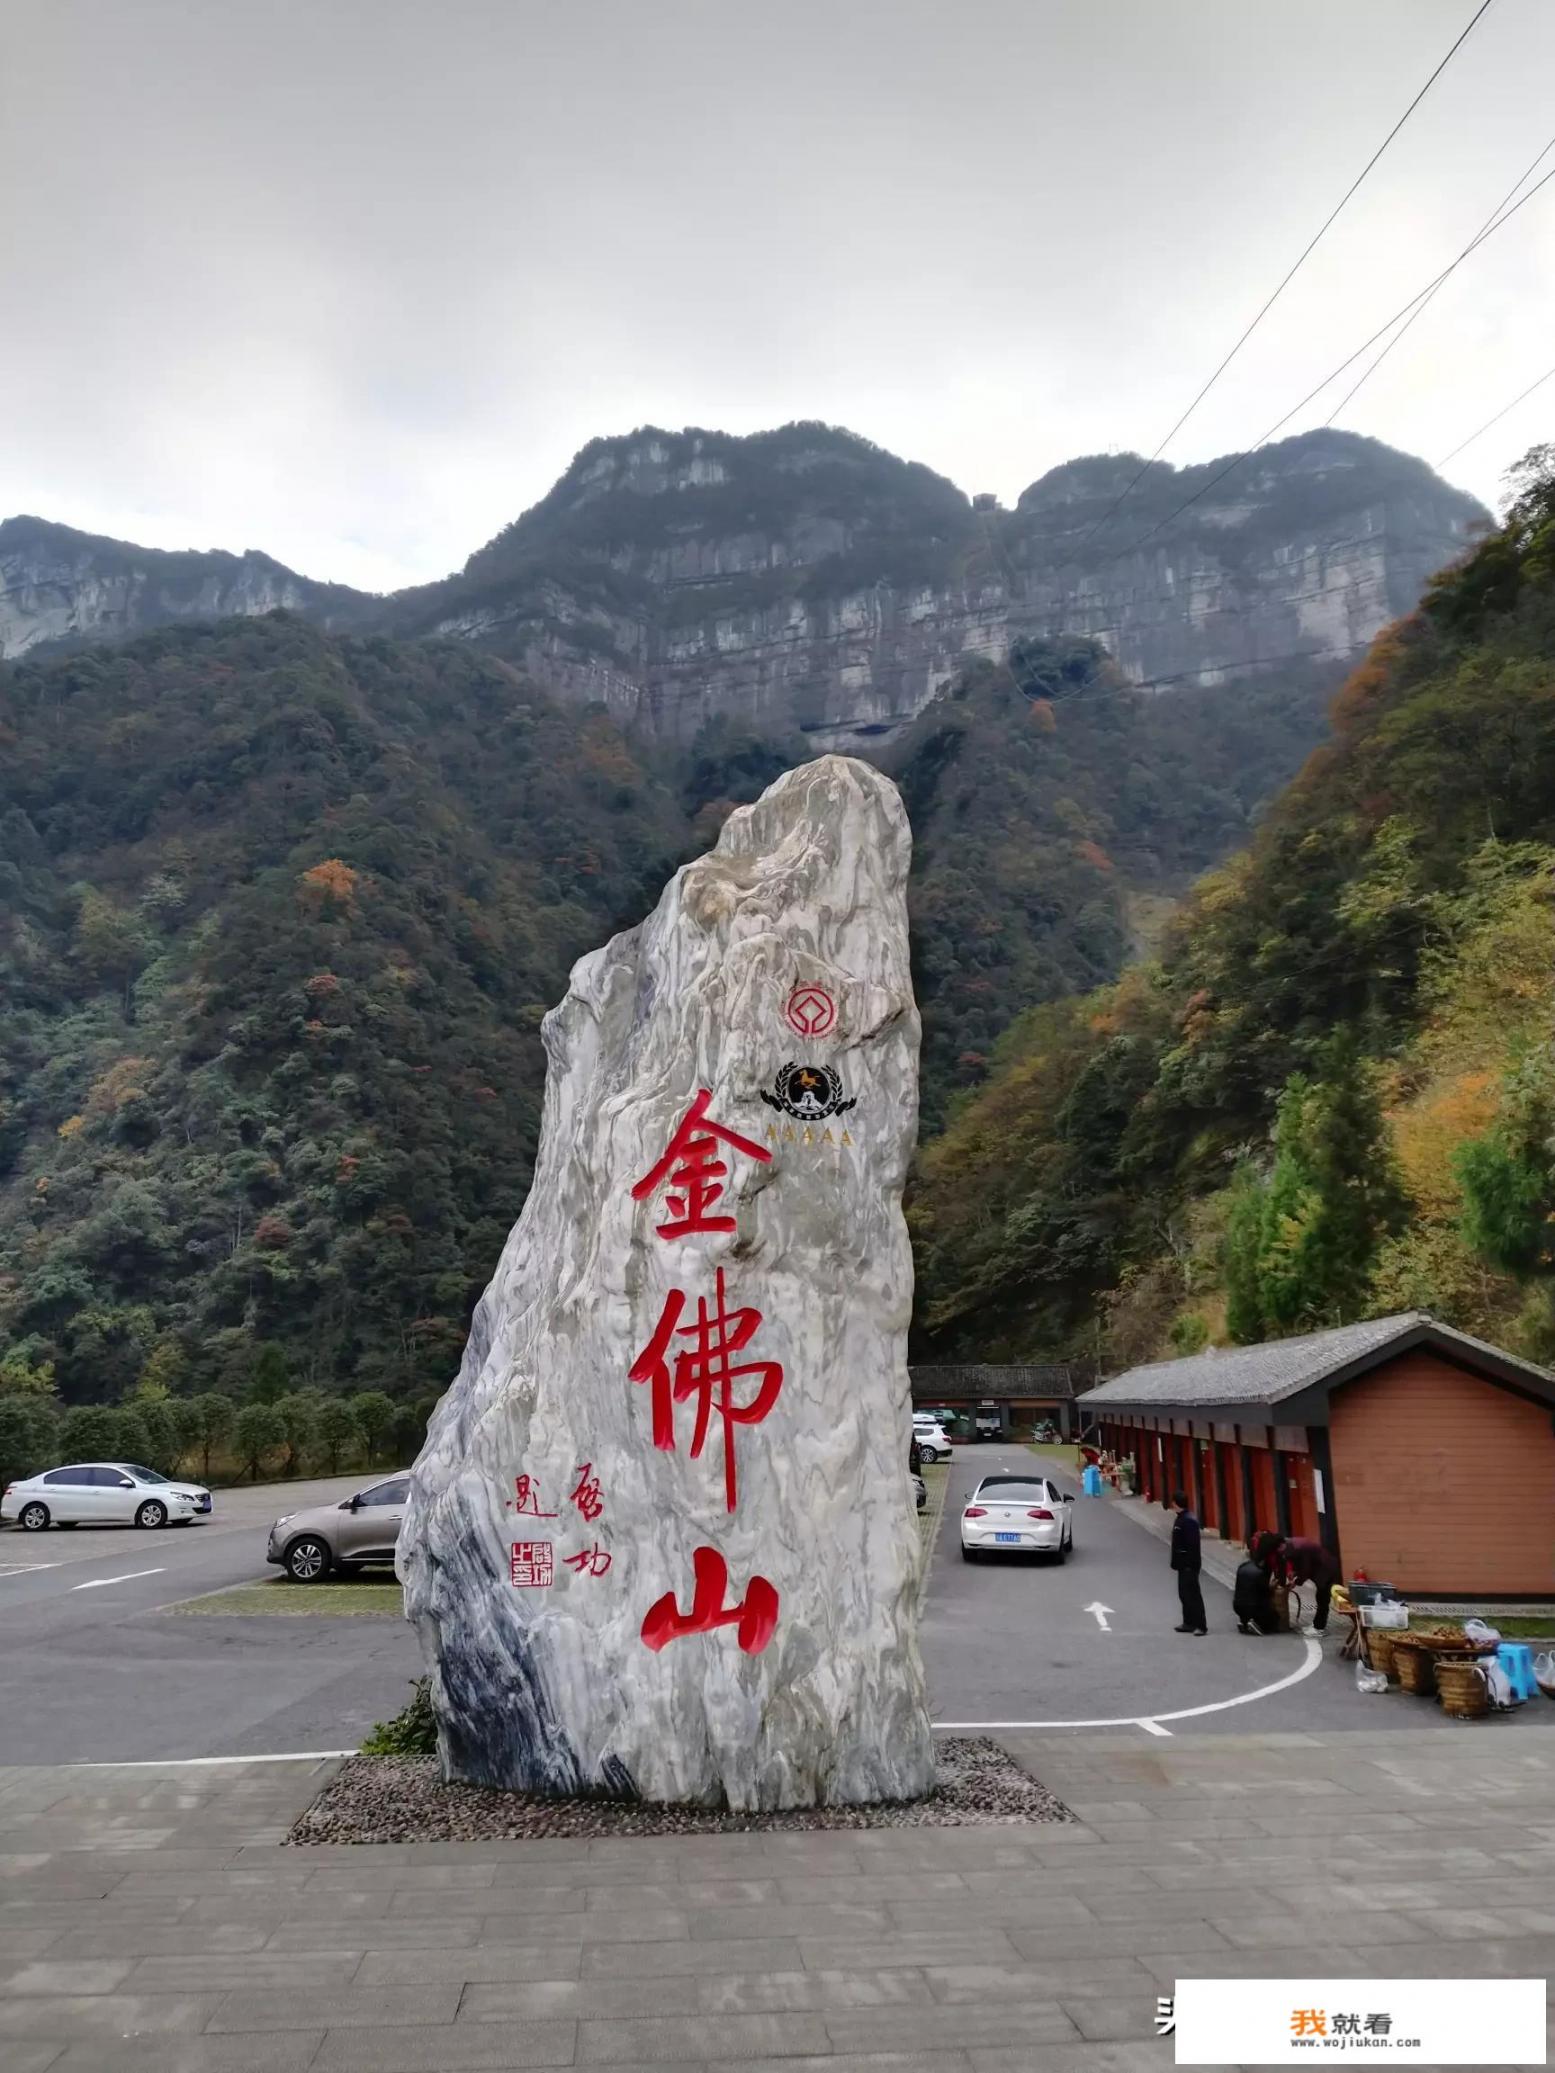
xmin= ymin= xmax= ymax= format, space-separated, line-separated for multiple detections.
xmin=961 ymin=1473 xmax=1072 ymax=1562
xmin=3 ymin=1462 xmax=212 ymax=1532
xmin=912 ymin=1416 xmax=954 ymax=1463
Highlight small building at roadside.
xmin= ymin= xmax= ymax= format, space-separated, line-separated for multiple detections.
xmin=909 ymin=1364 xmax=1080 ymax=1439
xmin=1082 ymin=1312 xmax=1555 ymax=1599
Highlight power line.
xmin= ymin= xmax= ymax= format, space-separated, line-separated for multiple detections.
xmin=1438 ymin=361 xmax=1555 ymax=467
xmin=1072 ymin=0 xmax=1496 ymax=555
xmin=1110 ymin=157 xmax=1555 ymax=560
xmin=1326 ymin=129 xmax=1555 ymax=426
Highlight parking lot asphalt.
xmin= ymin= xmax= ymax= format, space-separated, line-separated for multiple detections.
xmin=923 ymin=1445 xmax=1555 ymax=1737
xmin=6 ymin=1451 xmax=1552 ymax=1764
xmin=0 ymin=1478 xmax=422 ymax=1764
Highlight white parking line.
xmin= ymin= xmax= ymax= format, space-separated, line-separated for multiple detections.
xmin=74 ymin=1749 xmax=355 ymax=1767
xmin=0 ymin=1563 xmax=60 ymax=1575
xmin=933 ymin=1633 xmax=1325 ymax=1732
xmin=71 ymin=1568 xmax=165 ymax=1591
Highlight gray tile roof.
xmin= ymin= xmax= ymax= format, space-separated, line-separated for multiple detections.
xmin=1084 ymin=1312 xmax=1477 ymax=1409
xmin=910 ymin=1363 xmax=1077 ymax=1401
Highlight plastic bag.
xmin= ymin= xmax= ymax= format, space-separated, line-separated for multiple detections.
xmin=1481 ymin=1656 xmax=1516 ymax=1709
xmin=1355 ymin=1658 xmax=1388 ymax=1694
xmin=1463 ymin=1617 xmax=1501 ymax=1648
xmin=1533 ymin=1650 xmax=1555 ymax=1698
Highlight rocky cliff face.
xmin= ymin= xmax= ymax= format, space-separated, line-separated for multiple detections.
xmin=0 ymin=517 xmax=369 ymax=658
xmin=0 ymin=425 xmax=1486 ymax=744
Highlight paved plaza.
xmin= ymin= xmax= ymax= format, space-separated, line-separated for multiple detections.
xmin=0 ymin=1728 xmax=1550 ymax=2071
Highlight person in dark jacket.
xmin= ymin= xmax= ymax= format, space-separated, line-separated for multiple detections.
xmin=1169 ymin=1490 xmax=1207 ymax=1635
xmin=1273 ymin=1535 xmax=1341 ymax=1633
xmin=908 ymin=1435 xmax=922 ymax=1475
xmin=1233 ymin=1555 xmax=1278 ymax=1634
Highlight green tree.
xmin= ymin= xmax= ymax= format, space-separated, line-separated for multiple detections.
xmin=168 ymin=1396 xmax=204 ymax=1475
xmin=315 ymin=1397 xmax=362 ymax=1474
xmin=233 ymin=1402 xmax=284 ymax=1481
xmin=1226 ymin=1044 xmax=1408 ymax=1343
xmin=349 ymin=1390 xmax=395 ymax=1466
xmin=111 ymin=1406 xmax=152 ymax=1466
xmin=131 ymin=1397 xmax=175 ymax=1469
xmin=0 ymin=1396 xmax=60 ymax=1488
xmin=247 ymin=1343 xmax=291 ymax=1406
xmin=61 ymin=1404 xmax=120 ymax=1461
xmin=188 ymin=1393 xmax=234 ymax=1480
xmin=274 ymin=1392 xmax=320 ymax=1477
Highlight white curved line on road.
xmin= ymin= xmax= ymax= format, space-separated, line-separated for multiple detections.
xmin=933 ymin=1632 xmax=1325 ymax=1731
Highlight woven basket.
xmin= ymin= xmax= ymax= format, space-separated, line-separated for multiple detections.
xmin=1435 ymin=1657 xmax=1489 ymax=1720
xmin=1392 ymin=1637 xmax=1436 ymax=1696
xmin=1364 ymin=1627 xmax=1399 ymax=1682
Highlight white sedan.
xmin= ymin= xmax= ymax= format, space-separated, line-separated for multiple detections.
xmin=961 ymin=1474 xmax=1073 ymax=1561
xmin=3 ymin=1462 xmax=213 ymax=1531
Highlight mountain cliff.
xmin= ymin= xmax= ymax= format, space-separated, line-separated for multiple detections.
xmin=0 ymin=425 xmax=1486 ymax=743
xmin=0 ymin=516 xmax=369 ymax=658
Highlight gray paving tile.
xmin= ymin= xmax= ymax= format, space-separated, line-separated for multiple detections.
xmin=207 ymin=1982 xmax=462 ymax=2030
xmin=303 ymin=1862 xmax=501 ymax=1892
xmin=683 ymin=1904 xmax=891 ymax=1942
xmin=458 ymin=1976 xmax=700 ymax=2018
xmin=799 ymin=1933 xmax=1019 ymax=1973
xmin=884 ymin=1894 xmax=1094 ymax=1932
xmin=925 ymin=1959 xmax=1151 ymax=2002
xmin=968 ymin=2049 xmax=1186 ymax=2073
xmin=696 ymin=1971 xmax=936 ymax=2015
xmin=0 ymin=1931 xmax=64 ymax=1960
xmin=126 ymin=1952 xmax=364 ymax=1990
xmin=580 ymin=1939 xmax=803 ymax=1979
xmin=1 ymin=1995 xmax=221 ymax=2038
xmin=770 ymin=1875 xmax=967 ymax=1906
xmin=311 ymin=2023 xmax=579 ymax=2069
xmin=266 ymin=1916 xmax=479 ymax=1951
xmin=589 ymin=1881 xmax=778 ymax=1911
xmin=44 ymin=1923 xmax=270 ymax=1960
xmin=708 ymin=2058 xmax=971 ymax=2073
xmin=0 ymin=2047 xmax=64 ymax=2073
xmin=0 ymin=1961 xmax=133 ymax=1996
xmin=1006 ymin=1919 xmax=1233 ymax=1960
xmin=824 ymin=2003 xmax=1078 ymax=2055
xmin=1208 ymin=1908 xmax=1430 ymax=1949
xmin=577 ymin=2013 xmax=829 ymax=2063
xmin=357 ymin=1945 xmax=583 ymax=1985
xmin=49 ymin=2041 xmax=323 ymax=2073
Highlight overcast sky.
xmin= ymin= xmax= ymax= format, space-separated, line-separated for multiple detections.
xmin=4 ymin=0 xmax=1554 ymax=593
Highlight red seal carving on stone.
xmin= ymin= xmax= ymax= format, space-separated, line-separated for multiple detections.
xmin=784 ymin=983 xmax=836 ymax=1039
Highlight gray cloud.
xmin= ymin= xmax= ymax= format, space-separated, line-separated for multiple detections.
xmin=4 ymin=0 xmax=1551 ymax=589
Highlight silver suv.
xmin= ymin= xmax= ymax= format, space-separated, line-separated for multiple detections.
xmin=265 ymin=1473 xmax=409 ymax=1582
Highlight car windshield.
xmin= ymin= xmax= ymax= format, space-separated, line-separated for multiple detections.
xmin=974 ymin=1481 xmax=1046 ymax=1503
xmin=118 ymin=1464 xmax=169 ymax=1483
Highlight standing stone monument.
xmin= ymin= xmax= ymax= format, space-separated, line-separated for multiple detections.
xmin=399 ymin=754 xmax=934 ymax=1810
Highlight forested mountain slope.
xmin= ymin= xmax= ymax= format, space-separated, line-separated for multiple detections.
xmin=0 ymin=609 xmax=1340 ymax=1419
xmin=909 ymin=447 xmax=1555 ymax=1371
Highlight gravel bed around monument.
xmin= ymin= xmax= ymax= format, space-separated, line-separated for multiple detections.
xmin=286 ymin=1736 xmax=1070 ymax=1844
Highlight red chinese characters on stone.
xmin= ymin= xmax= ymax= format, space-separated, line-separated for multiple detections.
xmin=563 ymin=1543 xmax=612 ymax=1577
xmin=509 ymin=1475 xmax=556 ymax=1518
xmin=640 ymin=1544 xmax=778 ymax=1656
xmin=628 ymin=1267 xmax=783 ymax=1513
xmin=510 ymin=1540 xmax=554 ymax=1588
xmin=630 ymin=1089 xmax=771 ymax=1241
xmin=570 ymin=1463 xmax=604 ymax=1524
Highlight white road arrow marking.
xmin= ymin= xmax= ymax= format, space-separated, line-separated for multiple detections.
xmin=1084 ymin=1601 xmax=1114 ymax=1633
xmin=71 ymin=1568 xmax=164 ymax=1591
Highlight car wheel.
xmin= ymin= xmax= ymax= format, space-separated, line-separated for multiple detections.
xmin=285 ymin=1536 xmax=332 ymax=1583
xmin=18 ymin=1501 xmax=49 ymax=1532
xmin=1054 ymin=1538 xmax=1068 ymax=1563
xmin=135 ymin=1500 xmax=168 ymax=1530
xmin=961 ymin=1544 xmax=978 ymax=1562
